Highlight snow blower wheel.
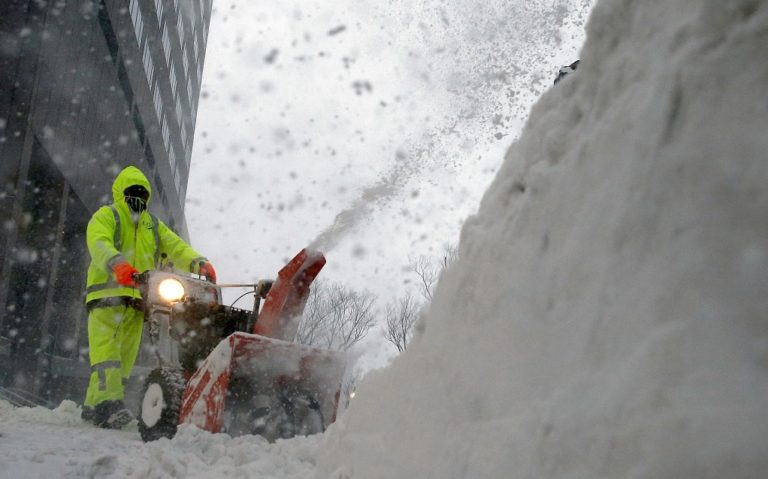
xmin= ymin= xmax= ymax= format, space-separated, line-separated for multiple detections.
xmin=138 ymin=367 xmax=186 ymax=442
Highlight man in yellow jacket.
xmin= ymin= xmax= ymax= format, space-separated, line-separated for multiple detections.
xmin=82 ymin=166 xmax=216 ymax=428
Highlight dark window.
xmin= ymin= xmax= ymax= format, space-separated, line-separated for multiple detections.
xmin=144 ymin=142 xmax=156 ymax=169
xmin=3 ymin=137 xmax=63 ymax=390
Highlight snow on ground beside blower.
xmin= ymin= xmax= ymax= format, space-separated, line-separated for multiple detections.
xmin=0 ymin=399 xmax=323 ymax=478
xmin=316 ymin=0 xmax=768 ymax=478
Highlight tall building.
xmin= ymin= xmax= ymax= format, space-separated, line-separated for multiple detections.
xmin=0 ymin=0 xmax=212 ymax=404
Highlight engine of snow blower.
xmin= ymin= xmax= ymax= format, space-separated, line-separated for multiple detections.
xmin=134 ymin=249 xmax=345 ymax=443
xmin=137 ymin=270 xmax=260 ymax=372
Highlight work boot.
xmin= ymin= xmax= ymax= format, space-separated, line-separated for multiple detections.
xmin=81 ymin=405 xmax=96 ymax=423
xmin=93 ymin=400 xmax=134 ymax=429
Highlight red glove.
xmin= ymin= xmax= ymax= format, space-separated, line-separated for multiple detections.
xmin=113 ymin=261 xmax=139 ymax=287
xmin=199 ymin=262 xmax=217 ymax=284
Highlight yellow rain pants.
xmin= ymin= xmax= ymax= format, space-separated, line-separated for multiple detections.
xmin=83 ymin=305 xmax=144 ymax=407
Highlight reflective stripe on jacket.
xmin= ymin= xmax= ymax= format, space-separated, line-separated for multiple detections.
xmin=85 ymin=166 xmax=207 ymax=303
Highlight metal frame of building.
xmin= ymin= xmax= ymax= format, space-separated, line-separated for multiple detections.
xmin=0 ymin=0 xmax=212 ymax=405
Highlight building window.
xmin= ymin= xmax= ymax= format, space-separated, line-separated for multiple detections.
xmin=176 ymin=13 xmax=184 ymax=43
xmin=180 ymin=122 xmax=187 ymax=151
xmin=162 ymin=23 xmax=171 ymax=64
xmin=154 ymin=0 xmax=164 ymax=24
xmin=203 ymin=0 xmax=212 ymax=21
xmin=169 ymin=61 xmax=177 ymax=98
xmin=186 ymin=76 xmax=194 ymax=106
xmin=154 ymin=173 xmax=164 ymax=198
xmin=129 ymin=0 xmax=144 ymax=44
xmin=190 ymin=91 xmax=197 ymax=124
xmin=142 ymin=42 xmax=154 ymax=87
xmin=169 ymin=144 xmax=177 ymax=172
xmin=193 ymin=34 xmax=199 ymax=60
xmin=152 ymin=80 xmax=162 ymax=122
xmin=189 ymin=5 xmax=197 ymax=31
xmin=174 ymin=167 xmax=182 ymax=193
xmin=175 ymin=95 xmax=184 ymax=129
xmin=182 ymin=45 xmax=189 ymax=77
xmin=161 ymin=115 xmax=170 ymax=151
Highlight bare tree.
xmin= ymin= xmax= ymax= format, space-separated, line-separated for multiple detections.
xmin=409 ymin=255 xmax=438 ymax=303
xmin=296 ymin=281 xmax=377 ymax=352
xmin=384 ymin=292 xmax=419 ymax=352
xmin=384 ymin=245 xmax=457 ymax=353
xmin=295 ymin=284 xmax=332 ymax=347
xmin=408 ymin=244 xmax=459 ymax=303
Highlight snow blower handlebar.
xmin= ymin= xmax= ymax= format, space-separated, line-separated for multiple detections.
xmin=216 ymin=280 xmax=273 ymax=298
xmin=215 ymin=280 xmax=274 ymax=333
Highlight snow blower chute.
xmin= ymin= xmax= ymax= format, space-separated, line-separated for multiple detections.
xmin=134 ymin=249 xmax=345 ymax=442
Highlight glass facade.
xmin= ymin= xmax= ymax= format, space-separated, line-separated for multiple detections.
xmin=0 ymin=0 xmax=212 ymax=405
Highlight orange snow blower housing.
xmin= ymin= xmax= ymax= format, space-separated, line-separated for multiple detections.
xmin=135 ymin=249 xmax=345 ymax=442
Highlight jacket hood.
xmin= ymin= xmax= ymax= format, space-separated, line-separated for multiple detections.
xmin=112 ymin=166 xmax=152 ymax=206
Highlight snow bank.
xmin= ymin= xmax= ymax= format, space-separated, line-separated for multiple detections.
xmin=129 ymin=425 xmax=321 ymax=479
xmin=0 ymin=400 xmax=142 ymax=478
xmin=0 ymin=399 xmax=323 ymax=478
xmin=317 ymin=0 xmax=768 ymax=477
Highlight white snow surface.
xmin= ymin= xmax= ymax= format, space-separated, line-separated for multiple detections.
xmin=0 ymin=400 xmax=322 ymax=478
xmin=4 ymin=0 xmax=768 ymax=477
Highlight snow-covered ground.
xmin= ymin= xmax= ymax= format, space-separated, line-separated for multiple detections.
xmin=0 ymin=400 xmax=323 ymax=478
xmin=4 ymin=0 xmax=768 ymax=477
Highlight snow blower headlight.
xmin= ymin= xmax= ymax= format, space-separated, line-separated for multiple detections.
xmin=157 ymin=278 xmax=185 ymax=303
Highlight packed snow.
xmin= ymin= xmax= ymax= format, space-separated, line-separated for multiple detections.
xmin=0 ymin=400 xmax=322 ymax=478
xmin=3 ymin=0 xmax=768 ymax=477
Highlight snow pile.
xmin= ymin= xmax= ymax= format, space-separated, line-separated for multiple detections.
xmin=0 ymin=398 xmax=84 ymax=427
xmin=0 ymin=400 xmax=142 ymax=478
xmin=130 ymin=425 xmax=321 ymax=478
xmin=317 ymin=0 xmax=768 ymax=477
xmin=0 ymin=399 xmax=322 ymax=478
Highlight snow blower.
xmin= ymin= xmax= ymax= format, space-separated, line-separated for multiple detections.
xmin=134 ymin=249 xmax=346 ymax=442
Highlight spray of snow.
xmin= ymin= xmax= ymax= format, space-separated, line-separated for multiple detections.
xmin=308 ymin=150 xmax=414 ymax=252
xmin=309 ymin=0 xmax=589 ymax=254
xmin=187 ymin=0 xmax=592 ymax=297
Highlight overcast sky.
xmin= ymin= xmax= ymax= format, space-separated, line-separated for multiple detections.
xmin=185 ymin=0 xmax=592 ymax=368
